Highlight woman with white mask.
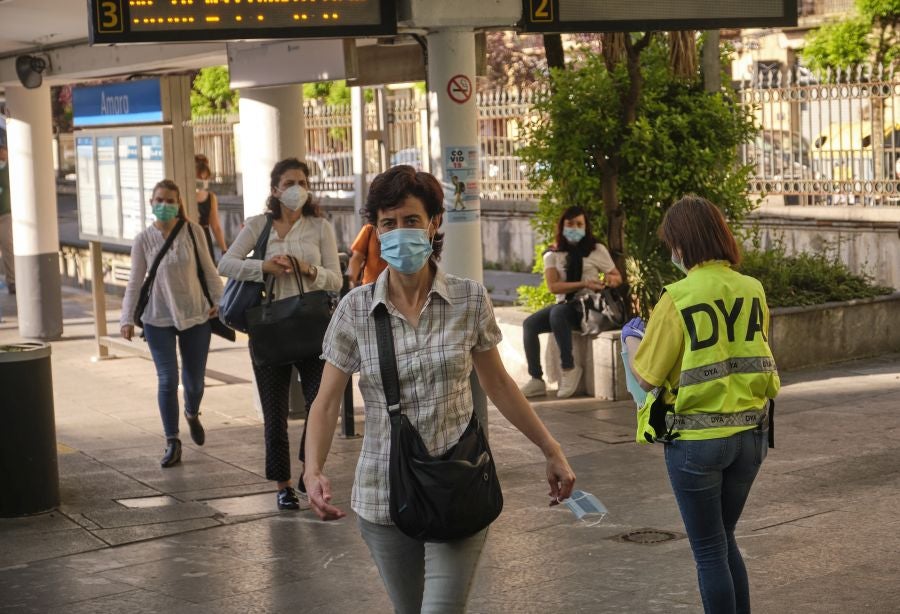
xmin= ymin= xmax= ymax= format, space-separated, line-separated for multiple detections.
xmin=219 ymin=158 xmax=342 ymax=511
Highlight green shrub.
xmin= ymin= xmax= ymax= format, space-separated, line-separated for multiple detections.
xmin=740 ymin=246 xmax=894 ymax=308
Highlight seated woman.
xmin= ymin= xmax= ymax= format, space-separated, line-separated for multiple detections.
xmin=519 ymin=206 xmax=623 ymax=399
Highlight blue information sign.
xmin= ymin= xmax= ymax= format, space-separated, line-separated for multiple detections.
xmin=73 ymin=79 xmax=164 ymax=127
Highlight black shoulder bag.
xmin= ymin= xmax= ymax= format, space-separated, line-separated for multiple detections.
xmin=245 ymin=255 xmax=334 ymax=367
xmin=219 ymin=215 xmax=273 ymax=333
xmin=373 ymin=300 xmax=503 ymax=542
xmin=133 ymin=219 xmax=185 ymax=328
xmin=186 ymin=224 xmax=236 ymax=342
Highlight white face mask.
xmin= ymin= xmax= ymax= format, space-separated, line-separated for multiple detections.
xmin=278 ymin=184 xmax=309 ymax=211
xmin=0 ymin=161 xmax=7 ymax=171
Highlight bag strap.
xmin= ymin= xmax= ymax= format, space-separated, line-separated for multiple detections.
xmin=186 ymin=224 xmax=214 ymax=309
xmin=372 ymin=287 xmax=401 ymax=418
xmin=138 ymin=218 xmax=185 ymax=305
xmin=251 ymin=214 xmax=274 ymax=261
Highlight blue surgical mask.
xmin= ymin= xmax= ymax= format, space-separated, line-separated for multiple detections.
xmin=152 ymin=202 xmax=179 ymax=222
xmin=379 ymin=226 xmax=434 ymax=274
xmin=671 ymin=253 xmax=689 ymax=276
xmin=563 ymin=227 xmax=585 ymax=244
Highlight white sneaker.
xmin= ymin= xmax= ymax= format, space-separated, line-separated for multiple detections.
xmin=557 ymin=366 xmax=583 ymax=399
xmin=519 ymin=378 xmax=547 ymax=398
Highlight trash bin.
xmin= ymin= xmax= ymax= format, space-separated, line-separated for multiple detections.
xmin=0 ymin=342 xmax=59 ymax=516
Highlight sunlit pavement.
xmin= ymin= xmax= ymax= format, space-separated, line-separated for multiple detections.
xmin=1 ymin=286 xmax=899 ymax=613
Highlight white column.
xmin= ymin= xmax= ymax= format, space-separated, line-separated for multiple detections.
xmin=6 ymin=84 xmax=63 ymax=340
xmin=427 ymin=29 xmax=483 ymax=283
xmin=237 ymin=85 xmax=305 ymax=219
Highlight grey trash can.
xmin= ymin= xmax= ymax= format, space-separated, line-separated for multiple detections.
xmin=0 ymin=342 xmax=59 ymax=516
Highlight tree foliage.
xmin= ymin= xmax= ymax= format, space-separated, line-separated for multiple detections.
xmin=803 ymin=0 xmax=900 ymax=70
xmin=520 ymin=36 xmax=758 ymax=315
xmin=191 ymin=66 xmax=238 ymax=117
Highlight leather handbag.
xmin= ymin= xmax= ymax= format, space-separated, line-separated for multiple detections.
xmin=219 ymin=215 xmax=273 ymax=333
xmin=134 ymin=219 xmax=185 ymax=328
xmin=186 ymin=224 xmax=236 ymax=342
xmin=246 ymin=256 xmax=333 ymax=367
xmin=373 ymin=300 xmax=503 ymax=542
xmin=576 ymin=287 xmax=627 ymax=337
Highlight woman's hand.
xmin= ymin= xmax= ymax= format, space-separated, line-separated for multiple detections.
xmin=208 ymin=305 xmax=219 ymax=318
xmin=544 ymin=444 xmax=576 ymax=505
xmin=585 ymin=279 xmax=605 ymax=292
xmin=304 ymin=471 xmax=347 ymax=521
xmin=262 ymin=256 xmax=293 ymax=275
xmin=121 ymin=325 xmax=134 ymax=341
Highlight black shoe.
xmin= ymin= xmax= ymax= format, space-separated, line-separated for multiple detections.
xmin=184 ymin=411 xmax=205 ymax=446
xmin=161 ymin=438 xmax=182 ymax=468
xmin=277 ymin=486 xmax=300 ymax=510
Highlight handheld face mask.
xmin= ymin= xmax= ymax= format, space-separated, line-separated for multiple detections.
xmin=278 ymin=184 xmax=309 ymax=211
xmin=152 ymin=202 xmax=179 ymax=222
xmin=563 ymin=227 xmax=585 ymax=244
xmin=379 ymin=225 xmax=434 ymax=275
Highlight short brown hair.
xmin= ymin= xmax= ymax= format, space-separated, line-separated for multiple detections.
xmin=152 ymin=179 xmax=187 ymax=221
xmin=659 ymin=195 xmax=741 ymax=269
xmin=364 ymin=165 xmax=445 ymax=261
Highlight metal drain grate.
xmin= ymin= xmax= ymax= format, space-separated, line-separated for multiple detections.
xmin=618 ymin=529 xmax=681 ymax=544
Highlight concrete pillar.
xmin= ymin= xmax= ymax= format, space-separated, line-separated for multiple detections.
xmin=237 ymin=85 xmax=305 ymax=219
xmin=5 ymin=84 xmax=63 ymax=340
xmin=427 ymin=29 xmax=483 ymax=283
xmin=427 ymin=29 xmax=488 ymax=433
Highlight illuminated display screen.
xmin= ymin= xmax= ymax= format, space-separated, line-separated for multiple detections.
xmin=521 ymin=0 xmax=797 ymax=31
xmin=89 ymin=0 xmax=396 ymax=44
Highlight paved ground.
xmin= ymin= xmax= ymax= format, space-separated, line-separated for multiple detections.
xmin=1 ymin=287 xmax=899 ymax=613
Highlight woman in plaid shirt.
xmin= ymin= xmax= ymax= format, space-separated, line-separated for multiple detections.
xmin=303 ymin=166 xmax=576 ymax=613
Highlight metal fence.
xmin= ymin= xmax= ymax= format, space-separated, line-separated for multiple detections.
xmin=739 ymin=64 xmax=900 ymax=206
xmin=190 ymin=70 xmax=900 ymax=207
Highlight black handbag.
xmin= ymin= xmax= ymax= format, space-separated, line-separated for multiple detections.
xmin=219 ymin=215 xmax=273 ymax=333
xmin=575 ymin=287 xmax=627 ymax=336
xmin=373 ymin=301 xmax=503 ymax=542
xmin=186 ymin=224 xmax=236 ymax=342
xmin=246 ymin=256 xmax=333 ymax=367
xmin=133 ymin=219 xmax=185 ymax=328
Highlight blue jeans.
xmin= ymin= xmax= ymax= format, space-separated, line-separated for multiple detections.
xmin=143 ymin=322 xmax=212 ymax=439
xmin=664 ymin=428 xmax=768 ymax=614
xmin=358 ymin=517 xmax=488 ymax=614
xmin=522 ymin=302 xmax=581 ymax=379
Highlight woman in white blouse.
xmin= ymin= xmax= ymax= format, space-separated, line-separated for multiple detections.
xmin=303 ymin=166 xmax=576 ymax=613
xmin=121 ymin=179 xmax=224 ymax=468
xmin=218 ymin=158 xmax=342 ymax=511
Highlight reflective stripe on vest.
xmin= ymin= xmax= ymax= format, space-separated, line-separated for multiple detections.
xmin=679 ymin=356 xmax=777 ymax=388
xmin=665 ymin=405 xmax=769 ymax=431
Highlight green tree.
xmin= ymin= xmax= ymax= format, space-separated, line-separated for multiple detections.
xmin=520 ymin=35 xmax=757 ymax=315
xmin=191 ymin=66 xmax=238 ymax=117
xmin=803 ymin=0 xmax=900 ymax=182
xmin=803 ymin=0 xmax=900 ymax=72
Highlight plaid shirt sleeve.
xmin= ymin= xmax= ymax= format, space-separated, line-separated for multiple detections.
xmin=321 ymin=292 xmax=361 ymax=374
xmin=473 ymin=282 xmax=503 ymax=352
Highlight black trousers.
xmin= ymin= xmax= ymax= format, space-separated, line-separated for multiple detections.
xmin=251 ymin=352 xmax=325 ymax=483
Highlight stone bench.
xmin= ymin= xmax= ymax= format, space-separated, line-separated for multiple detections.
xmin=494 ymin=306 xmax=629 ymax=401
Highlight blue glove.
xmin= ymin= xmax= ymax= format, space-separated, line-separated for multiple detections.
xmin=621 ymin=317 xmax=646 ymax=343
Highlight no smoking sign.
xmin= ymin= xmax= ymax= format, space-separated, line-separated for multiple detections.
xmin=446 ymin=74 xmax=472 ymax=104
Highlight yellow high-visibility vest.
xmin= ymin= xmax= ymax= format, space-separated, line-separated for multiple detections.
xmin=636 ymin=262 xmax=780 ymax=443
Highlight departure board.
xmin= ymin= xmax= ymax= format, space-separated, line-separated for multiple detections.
xmin=89 ymin=0 xmax=396 ymax=44
xmin=521 ymin=0 xmax=797 ymax=32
